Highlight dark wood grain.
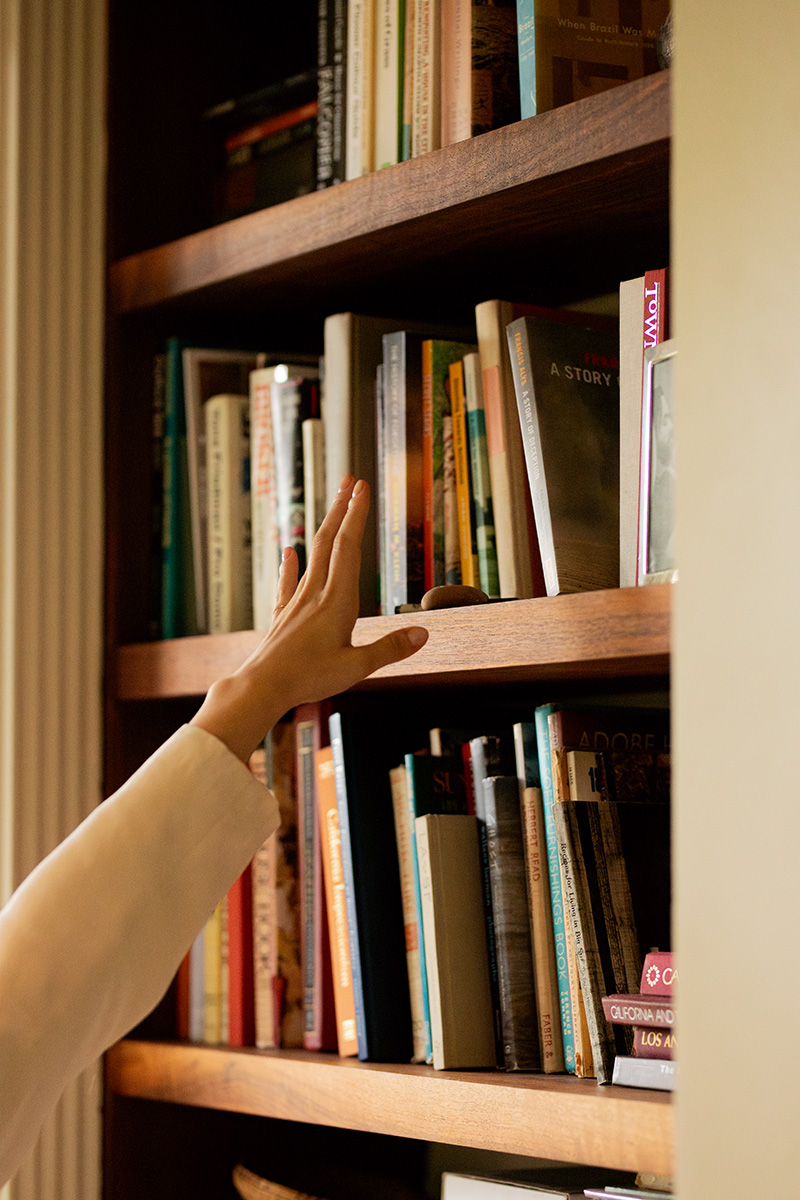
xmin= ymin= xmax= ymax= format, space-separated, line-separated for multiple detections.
xmin=106 ymin=1040 xmax=673 ymax=1176
xmin=115 ymin=585 xmax=671 ymax=701
xmin=109 ymin=72 xmax=670 ymax=317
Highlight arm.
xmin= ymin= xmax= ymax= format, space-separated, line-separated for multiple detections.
xmin=0 ymin=477 xmax=427 ymax=1185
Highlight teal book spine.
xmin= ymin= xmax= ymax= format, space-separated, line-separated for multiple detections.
xmin=533 ymin=705 xmax=576 ymax=1072
xmin=161 ymin=337 xmax=197 ymax=639
xmin=516 ymin=0 xmax=537 ymax=118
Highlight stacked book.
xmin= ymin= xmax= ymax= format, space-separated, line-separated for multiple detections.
xmin=603 ymin=950 xmax=677 ymax=1092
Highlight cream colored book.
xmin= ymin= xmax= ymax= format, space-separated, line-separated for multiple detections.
xmin=206 ymin=392 xmax=252 ymax=634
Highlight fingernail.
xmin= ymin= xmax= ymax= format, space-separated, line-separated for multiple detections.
xmin=282 ymin=547 xmax=291 ymax=561
xmin=353 ymin=479 xmax=366 ymax=496
xmin=406 ymin=626 xmax=428 ymax=648
xmin=338 ymin=474 xmax=354 ymax=493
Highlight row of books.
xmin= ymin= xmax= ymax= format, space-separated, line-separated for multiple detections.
xmin=151 ymin=269 xmax=668 ymax=639
xmin=318 ymin=0 xmax=669 ymax=185
xmin=181 ymin=693 xmax=671 ymax=1090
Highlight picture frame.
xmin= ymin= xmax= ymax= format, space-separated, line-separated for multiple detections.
xmin=638 ymin=338 xmax=678 ymax=586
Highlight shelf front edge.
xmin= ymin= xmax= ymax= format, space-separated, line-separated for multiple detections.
xmin=114 ymin=586 xmax=671 ymax=701
xmin=106 ymin=1041 xmax=673 ymax=1176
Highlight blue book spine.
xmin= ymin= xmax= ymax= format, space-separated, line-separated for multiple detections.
xmin=405 ymin=753 xmax=434 ymax=1063
xmin=328 ymin=711 xmax=368 ymax=1059
xmin=516 ymin=0 xmax=537 ymax=119
xmin=533 ymin=706 xmax=576 ymax=1072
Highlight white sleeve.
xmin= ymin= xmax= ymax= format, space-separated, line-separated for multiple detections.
xmin=0 ymin=723 xmax=279 ymax=1187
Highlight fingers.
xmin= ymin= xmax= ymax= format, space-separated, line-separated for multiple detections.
xmin=325 ymin=479 xmax=370 ymax=592
xmin=352 ymin=624 xmax=429 ymax=679
xmin=272 ymin=546 xmax=299 ymax=622
xmin=303 ymin=475 xmax=355 ymax=591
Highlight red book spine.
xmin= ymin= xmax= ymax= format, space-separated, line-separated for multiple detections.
xmin=632 ymin=1024 xmax=675 ymax=1060
xmin=640 ymin=949 xmax=677 ymax=996
xmin=602 ymin=993 xmax=676 ymax=1029
xmin=227 ymin=864 xmax=255 ymax=1047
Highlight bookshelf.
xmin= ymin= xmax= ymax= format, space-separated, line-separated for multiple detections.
xmin=103 ymin=4 xmax=673 ymax=1193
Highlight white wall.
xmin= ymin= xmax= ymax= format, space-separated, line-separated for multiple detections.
xmin=673 ymin=2 xmax=800 ymax=1196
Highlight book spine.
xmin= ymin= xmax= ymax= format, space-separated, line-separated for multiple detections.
xmin=272 ymin=379 xmax=317 ymax=576
xmin=401 ymin=0 xmax=415 ymax=158
xmin=632 ymin=1024 xmax=675 ymax=1060
xmin=414 ymin=815 xmax=445 ymax=1067
xmin=206 ymin=393 xmax=253 ymax=634
xmin=161 ymin=339 xmax=197 ymax=638
xmin=474 ymin=300 xmax=535 ymax=599
xmin=148 ymin=352 xmax=166 ymax=639
xmin=463 ymin=351 xmax=499 ymax=597
xmin=440 ymin=0 xmax=470 ymax=146
xmin=406 ymin=753 xmax=435 ymax=1062
xmin=374 ymin=0 xmax=404 ymax=168
xmin=519 ymin=785 xmax=565 ymax=1072
xmin=345 ymin=0 xmax=376 ymax=179
xmin=506 ymin=315 xmax=557 ymax=595
xmin=390 ymin=764 xmax=428 ymax=1061
xmin=383 ymin=331 xmax=425 ymax=609
xmin=449 ymin=358 xmax=476 ymax=587
xmin=421 ymin=339 xmax=436 ymax=591
xmin=316 ymin=745 xmax=359 ymax=1056
xmin=553 ymin=800 xmax=616 ymax=1083
xmin=250 ymin=372 xmax=281 ymax=630
xmin=533 ymin=707 xmax=576 ymax=1072
xmin=316 ymin=0 xmax=336 ymax=188
xmin=302 ymin=416 xmax=326 ymax=544
xmin=516 ymin=0 xmax=536 ymax=118
xmin=297 ymin=715 xmax=320 ymax=1049
xmin=203 ymin=899 xmax=225 ymax=1044
xmin=412 ymin=0 xmax=441 ymax=156
xmin=328 ymin=712 xmax=368 ymax=1057
xmin=602 ymin=995 xmax=676 ymax=1028
xmin=188 ymin=929 xmax=205 ymax=1042
xmin=482 ymin=775 xmax=541 ymax=1070
xmin=612 ymin=1055 xmax=676 ymax=1091
xmin=252 ymin=836 xmax=279 ymax=1049
xmin=442 ymin=412 xmax=460 ymax=584
xmin=227 ymin=864 xmax=255 ymax=1048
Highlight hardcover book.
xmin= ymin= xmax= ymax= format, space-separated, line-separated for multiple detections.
xmin=506 ymin=312 xmax=621 ymax=596
xmin=611 ymin=1053 xmax=676 ymax=1091
xmin=271 ymin=376 xmax=321 ymax=577
xmin=463 ymin=351 xmax=500 ymax=597
xmin=441 ymin=0 xmax=520 ymax=146
xmin=383 ymin=330 xmax=427 ymax=610
xmin=328 ymin=709 xmax=414 ymax=1061
xmin=205 ymin=392 xmax=252 ymax=634
xmin=415 ymin=813 xmax=497 ymax=1069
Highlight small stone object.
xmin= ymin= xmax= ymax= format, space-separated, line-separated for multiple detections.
xmin=420 ymin=584 xmax=489 ymax=610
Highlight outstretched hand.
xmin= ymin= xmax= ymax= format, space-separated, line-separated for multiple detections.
xmin=191 ymin=476 xmax=429 ymax=762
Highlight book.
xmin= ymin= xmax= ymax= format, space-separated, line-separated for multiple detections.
xmin=302 ymin=415 xmax=326 ymax=544
xmin=374 ymin=0 xmax=405 ymax=168
xmin=295 ymin=703 xmax=337 ymax=1052
xmin=611 ymin=1054 xmax=676 ymax=1091
xmin=250 ymin=362 xmax=320 ymax=630
xmin=181 ymin=346 xmax=260 ymax=632
xmin=482 ymin=774 xmax=541 ymax=1070
xmin=449 ymin=357 xmax=477 ymax=586
xmin=441 ymin=0 xmax=520 ymax=146
xmin=421 ymin=338 xmax=477 ymax=590
xmin=506 ymin=311 xmax=621 ymax=596
xmin=401 ymin=0 xmax=416 ymax=158
xmin=619 ymin=268 xmax=668 ymax=587
xmin=632 ymin=1024 xmax=675 ymax=1060
xmin=315 ymin=744 xmax=359 ymax=1057
xmin=161 ymin=337 xmax=197 ymax=639
xmin=411 ymin=0 xmax=441 ymax=156
xmin=188 ymin=927 xmax=205 ymax=1042
xmin=519 ymin=785 xmax=564 ymax=1073
xmin=147 ymin=351 xmax=166 ymax=639
xmin=601 ymin=993 xmax=676 ymax=1029
xmin=474 ymin=299 xmax=543 ymax=599
xmin=328 ymin=709 xmax=414 ymax=1061
xmin=252 ymin=724 xmax=303 ymax=1050
xmin=345 ymin=0 xmax=376 ymax=179
xmin=323 ymin=312 xmax=470 ymax=613
xmin=640 ymin=949 xmax=676 ymax=996
xmin=549 ymin=705 xmax=671 ymax=809
xmin=203 ymin=897 xmax=226 ymax=1044
xmin=205 ymin=392 xmax=253 ymax=634
xmin=516 ymin=0 xmax=670 ymax=118
xmin=214 ymin=112 xmax=318 ymax=220
xmin=463 ymin=350 xmax=500 ymax=597
xmin=404 ymin=751 xmax=470 ymax=1061
xmin=442 ymin=1167 xmax=636 ymax=1198
xmin=415 ymin=813 xmax=497 ymax=1069
xmin=389 ymin=761 xmax=427 ymax=1061
xmin=227 ymin=863 xmax=255 ymax=1047
xmin=383 ymin=330 xmax=426 ymax=610
xmin=272 ymin=376 xmax=321 ymax=577
xmin=527 ymin=708 xmax=575 ymax=1071
xmin=315 ymin=0 xmax=348 ymax=187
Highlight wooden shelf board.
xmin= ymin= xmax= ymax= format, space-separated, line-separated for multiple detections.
xmin=108 ymin=73 xmax=670 ymax=316
xmin=106 ymin=1040 xmax=673 ymax=1176
xmin=114 ymin=585 xmax=671 ymax=701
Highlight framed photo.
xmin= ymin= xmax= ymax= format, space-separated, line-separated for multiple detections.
xmin=638 ymin=339 xmax=677 ymax=585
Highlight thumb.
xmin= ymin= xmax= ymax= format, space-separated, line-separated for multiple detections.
xmin=355 ymin=625 xmax=429 ymax=678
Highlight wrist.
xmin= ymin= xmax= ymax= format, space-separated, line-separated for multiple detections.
xmin=190 ymin=669 xmax=287 ymax=764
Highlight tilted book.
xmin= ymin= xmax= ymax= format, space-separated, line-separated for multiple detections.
xmin=506 ymin=312 xmax=621 ymax=596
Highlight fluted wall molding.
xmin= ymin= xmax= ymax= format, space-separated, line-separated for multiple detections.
xmin=0 ymin=1 xmax=107 ymax=1197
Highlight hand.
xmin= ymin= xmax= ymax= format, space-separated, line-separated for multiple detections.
xmin=190 ymin=476 xmax=429 ymax=762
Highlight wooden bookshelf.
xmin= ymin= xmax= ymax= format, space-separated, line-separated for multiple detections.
xmin=104 ymin=9 xmax=674 ymax=1191
xmin=106 ymin=1041 xmax=673 ymax=1176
